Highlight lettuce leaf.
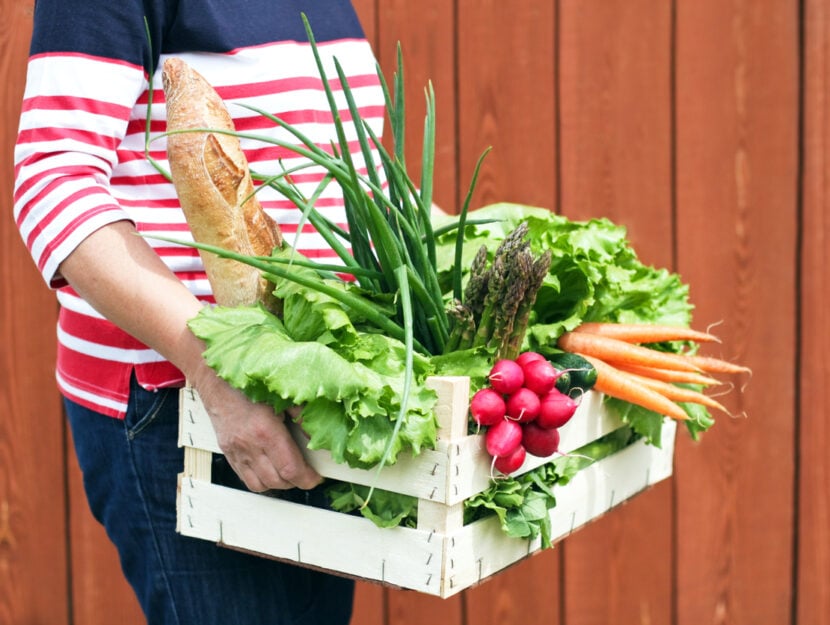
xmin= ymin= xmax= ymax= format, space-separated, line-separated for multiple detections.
xmin=188 ymin=303 xmax=438 ymax=469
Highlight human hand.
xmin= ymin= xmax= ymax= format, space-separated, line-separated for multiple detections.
xmin=192 ymin=368 xmax=321 ymax=492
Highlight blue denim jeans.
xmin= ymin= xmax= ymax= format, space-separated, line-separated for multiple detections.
xmin=65 ymin=376 xmax=354 ymax=625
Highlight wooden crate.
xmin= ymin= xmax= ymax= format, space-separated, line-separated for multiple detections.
xmin=177 ymin=376 xmax=675 ymax=598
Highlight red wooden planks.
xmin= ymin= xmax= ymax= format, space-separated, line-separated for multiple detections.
xmin=674 ymin=1 xmax=799 ymax=624
xmin=0 ymin=1 xmax=70 ymax=624
xmin=457 ymin=0 xmax=557 ymax=214
xmin=556 ymin=2 xmax=674 ymax=624
xmin=798 ymin=1 xmax=830 ymax=623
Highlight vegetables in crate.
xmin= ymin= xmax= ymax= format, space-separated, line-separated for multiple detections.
xmin=152 ymin=16 xmax=749 ymax=544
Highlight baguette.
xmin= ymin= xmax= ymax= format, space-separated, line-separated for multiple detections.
xmin=162 ymin=57 xmax=282 ymax=310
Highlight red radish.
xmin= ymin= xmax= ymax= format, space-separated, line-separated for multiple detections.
xmin=488 ymin=359 xmax=525 ymax=395
xmin=485 ymin=419 xmax=523 ymax=457
xmin=506 ymin=387 xmax=541 ymax=423
xmin=515 ymin=351 xmax=546 ymax=367
xmin=521 ymin=358 xmax=559 ymax=395
xmin=470 ymin=388 xmax=507 ymax=426
xmin=536 ymin=389 xmax=579 ymax=429
xmin=522 ymin=422 xmax=561 ymax=457
xmin=494 ymin=444 xmax=527 ymax=474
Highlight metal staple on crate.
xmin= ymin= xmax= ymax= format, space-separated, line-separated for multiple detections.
xmin=297 ymin=542 xmax=302 ymax=563
xmin=431 ymin=463 xmax=439 ymax=476
xmin=609 ymin=489 xmax=616 ymax=508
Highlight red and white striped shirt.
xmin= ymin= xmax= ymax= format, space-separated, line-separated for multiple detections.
xmin=14 ymin=2 xmax=383 ymax=417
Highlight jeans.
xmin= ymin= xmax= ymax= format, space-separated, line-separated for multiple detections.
xmin=65 ymin=375 xmax=355 ymax=625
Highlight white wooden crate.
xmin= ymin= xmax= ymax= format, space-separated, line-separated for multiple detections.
xmin=177 ymin=376 xmax=676 ymax=598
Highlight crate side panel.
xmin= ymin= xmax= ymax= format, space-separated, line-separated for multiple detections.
xmin=178 ymin=478 xmax=446 ymax=595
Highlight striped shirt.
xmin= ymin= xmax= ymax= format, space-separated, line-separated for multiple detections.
xmin=14 ymin=1 xmax=384 ymax=418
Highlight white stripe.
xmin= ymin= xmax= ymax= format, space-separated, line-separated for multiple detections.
xmin=57 ymin=325 xmax=166 ymax=364
xmin=56 ymin=370 xmax=128 ymax=414
xmin=25 ymin=55 xmax=143 ymax=103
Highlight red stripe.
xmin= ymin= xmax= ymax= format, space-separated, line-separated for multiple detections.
xmin=22 ymin=94 xmax=131 ymax=119
xmin=135 ymin=72 xmax=380 ymax=106
xmin=35 ymin=202 xmax=118 ymax=274
xmin=14 ymin=164 xmax=102 ymax=222
xmin=16 ymin=126 xmax=121 ymax=153
xmin=124 ymin=105 xmax=384 ymax=138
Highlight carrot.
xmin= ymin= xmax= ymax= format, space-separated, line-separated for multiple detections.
xmin=557 ymin=331 xmax=703 ymax=373
xmin=573 ymin=321 xmax=721 ymax=344
xmin=580 ymin=354 xmax=690 ymax=421
xmin=683 ymin=353 xmax=752 ymax=375
xmin=614 ymin=362 xmax=722 ymax=387
xmin=623 ymin=371 xmax=730 ymax=415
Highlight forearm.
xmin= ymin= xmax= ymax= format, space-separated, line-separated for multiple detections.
xmin=58 ymin=220 xmax=321 ymax=491
xmin=58 ymin=220 xmax=208 ymax=379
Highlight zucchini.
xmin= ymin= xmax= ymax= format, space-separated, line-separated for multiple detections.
xmin=548 ymin=352 xmax=597 ymax=393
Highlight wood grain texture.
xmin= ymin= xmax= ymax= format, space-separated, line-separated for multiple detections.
xmin=457 ymin=0 xmax=557 ymax=214
xmin=556 ymin=2 xmax=675 ymax=624
xmin=798 ymin=1 xmax=830 ymax=623
xmin=375 ymin=0 xmax=457 ymax=214
xmin=0 ymin=1 xmax=70 ymax=624
xmin=674 ymin=1 xmax=799 ymax=624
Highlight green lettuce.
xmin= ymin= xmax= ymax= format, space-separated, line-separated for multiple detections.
xmin=188 ymin=301 xmax=438 ymax=469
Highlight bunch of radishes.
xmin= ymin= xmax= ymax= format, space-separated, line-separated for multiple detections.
xmin=470 ymin=352 xmax=580 ymax=474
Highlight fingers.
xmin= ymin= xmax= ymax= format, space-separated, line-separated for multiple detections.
xmin=219 ymin=412 xmax=322 ymax=492
xmin=200 ymin=382 xmax=321 ymax=492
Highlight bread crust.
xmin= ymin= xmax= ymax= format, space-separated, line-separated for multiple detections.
xmin=162 ymin=57 xmax=282 ymax=309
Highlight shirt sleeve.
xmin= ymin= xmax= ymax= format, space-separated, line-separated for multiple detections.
xmin=13 ymin=0 xmax=163 ymax=287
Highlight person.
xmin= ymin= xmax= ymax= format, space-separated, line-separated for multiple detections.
xmin=13 ymin=1 xmax=385 ymax=623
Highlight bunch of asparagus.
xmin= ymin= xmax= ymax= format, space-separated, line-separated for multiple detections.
xmin=445 ymin=222 xmax=551 ymax=360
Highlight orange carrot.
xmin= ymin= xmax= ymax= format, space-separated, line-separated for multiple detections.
xmin=581 ymin=354 xmax=690 ymax=421
xmin=573 ymin=321 xmax=720 ymax=344
xmin=623 ymin=371 xmax=730 ymax=415
xmin=683 ymin=354 xmax=752 ymax=375
xmin=614 ymin=362 xmax=722 ymax=387
xmin=557 ymin=331 xmax=703 ymax=373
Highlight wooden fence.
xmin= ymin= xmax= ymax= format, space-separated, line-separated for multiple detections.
xmin=1 ymin=0 xmax=827 ymax=623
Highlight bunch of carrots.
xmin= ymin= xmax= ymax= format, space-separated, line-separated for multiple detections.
xmin=556 ymin=322 xmax=750 ymax=422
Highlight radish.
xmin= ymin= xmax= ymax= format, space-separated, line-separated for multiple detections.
xmin=488 ymin=359 xmax=525 ymax=395
xmin=521 ymin=358 xmax=559 ymax=395
xmin=515 ymin=351 xmax=546 ymax=367
xmin=536 ymin=388 xmax=579 ymax=429
xmin=522 ymin=422 xmax=561 ymax=457
xmin=506 ymin=387 xmax=541 ymax=423
xmin=485 ymin=419 xmax=523 ymax=457
xmin=470 ymin=388 xmax=507 ymax=426
xmin=494 ymin=444 xmax=526 ymax=474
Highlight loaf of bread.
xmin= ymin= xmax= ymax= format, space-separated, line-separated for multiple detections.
xmin=162 ymin=57 xmax=282 ymax=310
